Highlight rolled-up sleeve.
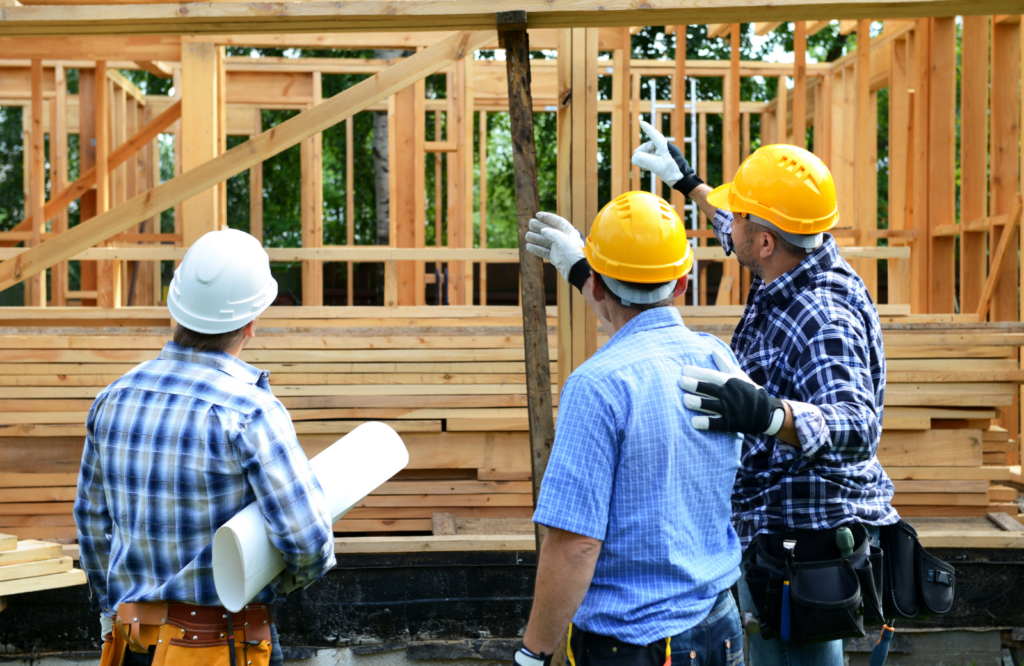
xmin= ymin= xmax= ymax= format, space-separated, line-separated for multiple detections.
xmin=533 ymin=376 xmax=617 ymax=541
xmin=787 ymin=321 xmax=880 ymax=462
xmin=236 ymin=402 xmax=336 ymax=587
xmin=712 ymin=209 xmax=735 ymax=256
xmin=75 ymin=403 xmax=113 ymax=614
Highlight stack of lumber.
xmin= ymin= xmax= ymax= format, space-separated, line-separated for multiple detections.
xmin=0 ymin=307 xmax=1021 ymax=542
xmin=0 ymin=532 xmax=86 ymax=606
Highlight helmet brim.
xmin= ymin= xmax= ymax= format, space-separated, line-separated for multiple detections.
xmin=706 ymin=183 xmax=733 ymax=211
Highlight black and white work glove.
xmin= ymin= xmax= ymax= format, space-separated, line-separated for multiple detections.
xmin=631 ymin=120 xmax=705 ymax=196
xmin=525 ymin=212 xmax=591 ymax=292
xmin=513 ymin=646 xmax=553 ymax=666
xmin=679 ymin=349 xmax=786 ymax=436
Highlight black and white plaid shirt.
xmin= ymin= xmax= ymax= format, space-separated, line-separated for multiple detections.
xmin=715 ymin=214 xmax=900 ymax=549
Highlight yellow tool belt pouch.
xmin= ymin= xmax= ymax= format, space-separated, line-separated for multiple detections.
xmin=100 ymin=601 xmax=273 ymax=666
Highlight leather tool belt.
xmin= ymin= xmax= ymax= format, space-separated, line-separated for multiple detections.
xmin=100 ymin=601 xmax=273 ymax=666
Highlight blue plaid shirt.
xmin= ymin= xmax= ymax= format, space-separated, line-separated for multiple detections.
xmin=75 ymin=342 xmax=336 ymax=615
xmin=534 ymin=307 xmax=743 ymax=645
xmin=713 ymin=212 xmax=899 ymax=549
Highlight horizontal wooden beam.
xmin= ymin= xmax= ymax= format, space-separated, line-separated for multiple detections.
xmin=0 ymin=1 xmax=1012 ymax=37
xmin=754 ymin=21 xmax=784 ymax=35
xmin=134 ymin=59 xmax=173 ymax=78
xmin=0 ymin=31 xmax=496 ymax=293
xmin=0 ymin=35 xmax=182 ymax=60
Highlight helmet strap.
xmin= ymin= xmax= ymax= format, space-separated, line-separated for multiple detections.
xmin=601 ymin=275 xmax=678 ymax=308
xmin=746 ymin=213 xmax=822 ymax=253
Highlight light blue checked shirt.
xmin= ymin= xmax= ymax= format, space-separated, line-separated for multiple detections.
xmin=75 ymin=342 xmax=336 ymax=615
xmin=533 ymin=307 xmax=743 ymax=646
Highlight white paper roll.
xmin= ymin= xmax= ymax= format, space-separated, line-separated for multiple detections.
xmin=213 ymin=421 xmax=409 ymax=611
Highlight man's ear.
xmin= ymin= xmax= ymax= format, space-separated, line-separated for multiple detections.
xmin=673 ymin=275 xmax=688 ymax=298
xmin=589 ymin=271 xmax=607 ymax=302
xmin=244 ymin=317 xmax=259 ymax=339
xmin=759 ymin=229 xmax=777 ymax=260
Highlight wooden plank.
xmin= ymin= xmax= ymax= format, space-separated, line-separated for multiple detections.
xmin=334 ymin=535 xmax=535 ymax=554
xmin=455 ymin=516 xmax=534 ymax=535
xmin=891 ymin=493 xmax=989 ymax=507
xmin=0 ymin=30 xmax=499 ymax=294
xmin=181 ymin=41 xmax=220 ymax=248
xmin=431 ymin=511 xmax=457 ymax=535
xmin=0 ymin=568 xmax=86 ymax=597
xmin=792 ymin=20 xmax=806 ymax=147
xmin=0 ymin=557 xmax=72 ymax=583
xmin=0 ymin=487 xmax=75 ymax=501
xmin=477 ymin=468 xmax=531 ymax=480
xmin=977 ymin=195 xmax=1022 ymax=320
xmin=926 ymin=17 xmax=956 ymax=313
xmin=0 ymin=474 xmax=80 ymax=487
xmin=877 ymin=429 xmax=983 ymax=467
xmin=916 ymin=530 xmax=1024 ymax=549
xmin=910 ymin=23 xmax=929 ymax=313
xmin=250 ymin=108 xmax=263 ymax=243
xmin=27 ymin=58 xmax=44 ymax=307
xmin=892 ymin=480 xmax=989 ymax=494
xmin=0 ymin=540 xmax=62 ymax=567
xmin=0 ymin=533 xmax=15 ymax=552
xmin=987 ymin=511 xmax=1024 ymax=531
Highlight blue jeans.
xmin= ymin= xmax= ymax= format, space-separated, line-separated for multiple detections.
xmin=736 ymin=526 xmax=880 ymax=666
xmin=668 ymin=590 xmax=744 ymax=666
xmin=568 ymin=591 xmax=743 ymax=666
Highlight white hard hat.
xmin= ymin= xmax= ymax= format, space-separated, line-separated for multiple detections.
xmin=168 ymin=229 xmax=278 ymax=335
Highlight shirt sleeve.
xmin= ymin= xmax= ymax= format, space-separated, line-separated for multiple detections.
xmin=532 ymin=375 xmax=617 ymax=541
xmin=74 ymin=401 xmax=113 ymax=615
xmin=712 ymin=209 xmax=735 ymax=256
xmin=783 ymin=321 xmax=880 ymax=462
xmin=236 ymin=401 xmax=337 ymax=587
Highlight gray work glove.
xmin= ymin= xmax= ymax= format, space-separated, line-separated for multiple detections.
xmin=100 ymin=613 xmax=114 ymax=640
xmin=632 ymin=120 xmax=704 ymax=195
xmin=525 ymin=212 xmax=591 ymax=292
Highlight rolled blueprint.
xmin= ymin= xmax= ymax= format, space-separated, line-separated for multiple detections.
xmin=213 ymin=421 xmax=409 ymax=611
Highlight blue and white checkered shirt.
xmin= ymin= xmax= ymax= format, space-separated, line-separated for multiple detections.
xmin=75 ymin=342 xmax=336 ymax=615
xmin=712 ymin=212 xmax=900 ymax=549
xmin=534 ymin=307 xmax=743 ymax=645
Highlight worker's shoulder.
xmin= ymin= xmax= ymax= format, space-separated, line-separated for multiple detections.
xmin=573 ymin=323 xmax=730 ymax=381
xmin=96 ymin=357 xmax=282 ymax=417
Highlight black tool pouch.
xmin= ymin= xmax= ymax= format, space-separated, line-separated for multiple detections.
xmin=880 ymin=520 xmax=955 ymax=619
xmin=744 ymin=523 xmax=884 ymax=645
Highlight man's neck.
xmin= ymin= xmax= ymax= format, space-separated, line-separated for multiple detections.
xmin=759 ymin=253 xmax=806 ymax=285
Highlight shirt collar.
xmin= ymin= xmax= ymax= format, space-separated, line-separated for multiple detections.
xmin=158 ymin=341 xmax=267 ymax=387
xmin=751 ymin=233 xmax=839 ymax=309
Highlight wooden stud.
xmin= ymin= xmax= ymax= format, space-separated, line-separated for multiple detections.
xmin=301 ymin=71 xmax=324 ymax=307
xmin=793 ymin=19 xmax=807 ymax=148
xmin=217 ymin=45 xmax=228 ymax=230
xmin=697 ymin=112 xmax=707 ymax=228
xmin=249 ymin=108 xmax=263 ymax=243
xmin=571 ymin=27 xmax=588 ymax=371
xmin=978 ymin=195 xmax=1023 ymax=320
xmin=391 ymin=84 xmax=416 ymax=306
xmin=776 ymin=75 xmax=787 ymax=146
xmin=929 ymin=17 xmax=956 ymax=314
xmin=723 ymin=26 xmax=741 ymax=305
xmin=856 ymin=19 xmax=878 ymax=299
xmin=671 ymin=26 xmax=687 ymax=214
xmin=51 ymin=65 xmax=68 ymax=307
xmin=479 ymin=110 xmax=487 ymax=306
xmin=556 ymin=27 xmax=573 ymax=390
xmin=740 ymin=112 xmax=750 ymax=160
xmin=815 ymin=74 xmax=832 ymax=162
xmin=888 ymin=36 xmax=912 ymax=306
xmin=95 ymin=60 xmax=120 ymax=309
xmin=181 ymin=41 xmax=220 ymax=247
xmin=28 ymin=59 xmax=45 ymax=307
xmin=610 ymin=45 xmax=624 ymax=199
xmin=990 ymin=18 xmax=1021 ymax=322
xmin=414 ymin=67 xmax=427 ymax=306
xmin=584 ymin=27 xmax=600 ymax=359
xmin=960 ymin=17 xmax=989 ymax=314
xmin=77 ymin=67 xmax=97 ymax=307
xmin=346 ymin=115 xmax=355 ymax=307
xmin=619 ymin=27 xmax=632 ymax=197
xmin=631 ymin=72 xmax=641 ymax=191
xmin=463 ymin=55 xmax=475 ymax=304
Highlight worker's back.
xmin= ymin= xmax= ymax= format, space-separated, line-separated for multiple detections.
xmin=75 ymin=342 xmax=335 ymax=612
xmin=534 ymin=306 xmax=742 ymax=646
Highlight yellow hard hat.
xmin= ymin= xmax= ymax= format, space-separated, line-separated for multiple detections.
xmin=584 ymin=191 xmax=693 ymax=283
xmin=706 ymin=144 xmax=838 ymax=236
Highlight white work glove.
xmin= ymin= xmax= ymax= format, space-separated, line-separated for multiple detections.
xmin=632 ymin=120 xmax=705 ymax=195
xmin=679 ymin=349 xmax=786 ymax=436
xmin=100 ymin=613 xmax=114 ymax=640
xmin=525 ymin=212 xmax=591 ymax=292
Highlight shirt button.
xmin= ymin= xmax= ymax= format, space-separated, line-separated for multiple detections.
xmin=690 ymin=651 xmax=696 ymax=659
xmin=726 ymin=640 xmax=730 ymax=649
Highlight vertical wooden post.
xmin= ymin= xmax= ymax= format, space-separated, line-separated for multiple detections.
xmin=741 ymin=113 xmax=751 ymax=160
xmin=346 ymin=115 xmax=355 ymax=306
xmin=793 ymin=21 xmax=807 ymax=148
xmin=463 ymin=56 xmax=476 ymax=304
xmin=855 ymin=19 xmax=878 ymax=299
xmin=556 ymin=28 xmax=573 ymax=391
xmin=77 ymin=67 xmax=98 ymax=306
xmin=500 ymin=14 xmax=557 ymax=550
xmin=840 ymin=66 xmax=856 ymax=245
xmin=776 ymin=76 xmax=788 ymax=146
xmin=697 ymin=112 xmax=707 ymax=227
xmin=392 ymin=85 xmax=416 ymax=305
xmin=28 ymin=59 xmax=45 ymax=307
xmin=671 ymin=26 xmax=687 ymax=214
xmin=249 ymin=109 xmax=263 ymax=243
xmin=584 ymin=28 xmax=600 ymax=358
xmin=301 ymin=72 xmax=324 ymax=307
xmin=925 ymin=17 xmax=956 ymax=314
xmin=181 ymin=41 xmax=220 ymax=247
xmin=611 ymin=45 xmax=624 ymax=200
xmin=479 ymin=110 xmax=488 ymax=305
xmin=960 ymin=17 xmax=989 ymax=314
xmin=888 ymin=36 xmax=912 ymax=306
xmin=387 ymin=94 xmax=399 ymax=307
xmin=52 ymin=64 xmax=69 ymax=307
xmin=990 ymin=18 xmax=1020 ymax=322
xmin=910 ymin=22 xmax=931 ymax=313
xmin=724 ymin=25 xmax=741 ymax=304
xmin=95 ymin=60 xmax=120 ymax=308
xmin=619 ymin=27 xmax=632 ymax=197
xmin=217 ymin=46 xmax=227 ymax=230
xmin=414 ymin=65 xmax=427 ymax=306
xmin=815 ymin=75 xmax=832 ymax=163
xmin=570 ymin=27 xmax=588 ymax=371
xmin=445 ymin=71 xmax=457 ymax=305
xmin=631 ymin=72 xmax=641 ymax=191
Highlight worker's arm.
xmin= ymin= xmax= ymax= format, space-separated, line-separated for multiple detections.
xmin=238 ymin=401 xmax=336 ymax=588
xmin=73 ymin=404 xmax=113 ymax=615
xmin=777 ymin=320 xmax=881 ymax=463
xmin=522 ymin=528 xmax=602 ymax=654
